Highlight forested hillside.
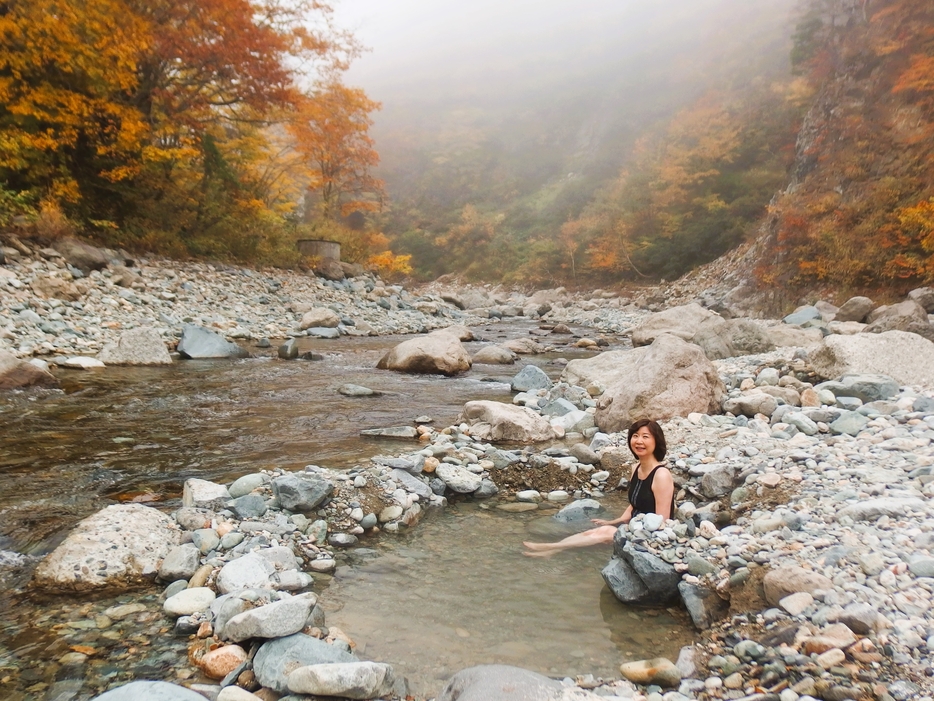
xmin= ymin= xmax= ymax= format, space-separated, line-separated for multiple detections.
xmin=374 ymin=0 xmax=934 ymax=295
xmin=0 ymin=0 xmax=405 ymax=273
xmin=759 ymin=0 xmax=934 ymax=294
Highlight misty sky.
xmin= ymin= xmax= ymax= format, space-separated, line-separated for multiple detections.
xmin=333 ymin=0 xmax=797 ymax=102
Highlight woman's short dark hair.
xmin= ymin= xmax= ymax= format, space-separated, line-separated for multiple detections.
xmin=627 ymin=419 xmax=667 ymax=462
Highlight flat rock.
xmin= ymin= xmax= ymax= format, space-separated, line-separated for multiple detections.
xmin=810 ymin=331 xmax=934 ymax=387
xmin=90 ymin=681 xmax=207 ymax=700
xmin=271 ymin=473 xmax=333 ymax=512
xmin=287 ymin=661 xmax=396 ymax=699
xmin=631 ymin=303 xmax=717 ymax=347
xmin=763 ymin=566 xmax=834 ymax=606
xmin=164 ymin=587 xmax=216 ymax=617
xmin=436 ymin=463 xmax=482 ymax=493
xmin=0 ymin=349 xmax=60 ymax=390
xmin=32 ymin=504 xmax=179 ymax=593
xmin=223 ymin=592 xmax=317 ymax=642
xmin=216 ymin=552 xmax=275 ymax=594
xmin=436 ymin=664 xmax=563 ymax=701
xmin=619 ymin=658 xmax=682 ymax=688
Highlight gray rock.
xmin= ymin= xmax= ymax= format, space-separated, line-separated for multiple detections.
xmin=909 ymin=558 xmax=934 ymax=578
xmin=700 ymin=465 xmax=735 ymax=498
xmin=183 ymin=478 xmax=231 ymax=510
xmin=223 ymin=593 xmax=318 ymax=642
xmin=554 ymin=499 xmax=604 ymax=523
xmin=837 ymin=497 xmax=926 ymax=522
xmin=272 ymin=570 xmax=314 ymax=592
xmin=864 ymin=299 xmax=934 ymax=340
xmin=783 ymin=305 xmax=821 ymax=325
xmin=271 ymin=473 xmax=333 ymax=513
xmin=228 ymin=473 xmax=266 ymax=499
xmin=190 ymin=528 xmax=219 ymax=555
xmin=231 ymin=494 xmax=267 ymax=520
xmin=692 ymin=317 xmax=774 ymax=360
xmin=540 ymin=398 xmax=577 ymax=417
xmin=306 ymin=326 xmax=340 ymax=339
xmin=299 ymin=308 xmax=340 ymax=329
xmin=569 ymin=442 xmax=599 ymax=465
xmin=91 ymin=681 xmax=207 ymax=700
xmin=510 ymin=365 xmax=552 ymax=392
xmin=436 ymin=664 xmax=562 ymax=701
xmin=99 ymin=328 xmax=173 ymax=366
xmin=278 ymin=338 xmax=299 ymax=359
xmin=175 ymin=507 xmax=214 ymax=531
xmin=391 ymin=469 xmax=433 ymax=498
xmin=602 ymin=556 xmax=650 ymax=603
xmin=253 ymin=634 xmax=356 ymax=694
xmin=435 ymin=463 xmax=482 ymax=493
xmin=216 ymin=552 xmax=275 ymax=594
xmin=722 ymin=393 xmax=778 ymax=418
xmin=834 ymin=296 xmax=875 ymax=323
xmin=620 ymin=540 xmax=681 ymax=603
xmin=678 ymin=581 xmax=729 ymax=630
xmin=816 ymin=374 xmax=900 ymax=402
xmin=163 ymin=587 xmax=216 ymax=617
xmin=360 ymin=426 xmax=419 ymax=438
xmin=287 ymin=661 xmax=396 ymax=699
xmin=909 ymin=287 xmax=934 ymax=313
xmin=329 ymin=533 xmax=358 ymax=547
xmin=784 ymin=411 xmax=818 ymax=436
xmin=158 ymin=544 xmax=201 ymax=582
xmin=837 ymin=603 xmax=881 ymax=635
xmin=338 ymin=383 xmax=380 ymax=397
xmin=177 ymin=324 xmax=250 ymax=359
xmin=256 ymin=546 xmax=299 ymax=571
xmin=829 ymin=411 xmax=869 ymax=436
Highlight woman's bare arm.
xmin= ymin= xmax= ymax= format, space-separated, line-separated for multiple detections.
xmin=651 ymin=467 xmax=675 ymax=520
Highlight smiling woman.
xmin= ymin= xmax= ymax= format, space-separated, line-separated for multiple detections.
xmin=522 ymin=419 xmax=674 ymax=557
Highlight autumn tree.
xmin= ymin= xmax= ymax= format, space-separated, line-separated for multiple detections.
xmin=289 ymin=81 xmax=385 ymax=221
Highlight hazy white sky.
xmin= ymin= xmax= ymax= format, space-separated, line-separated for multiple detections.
xmin=333 ymin=0 xmax=796 ymax=102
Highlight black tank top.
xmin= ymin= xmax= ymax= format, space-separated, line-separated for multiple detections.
xmin=628 ymin=463 xmax=674 ymax=518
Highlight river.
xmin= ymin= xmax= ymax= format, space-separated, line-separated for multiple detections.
xmin=0 ymin=323 xmax=694 ymax=699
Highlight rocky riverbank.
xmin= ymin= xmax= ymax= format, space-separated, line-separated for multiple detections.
xmin=5 ymin=235 xmax=934 ymax=701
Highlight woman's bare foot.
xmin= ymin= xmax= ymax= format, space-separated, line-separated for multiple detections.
xmin=521 ymin=541 xmax=553 ymax=552
xmin=522 ymin=549 xmax=557 ymax=558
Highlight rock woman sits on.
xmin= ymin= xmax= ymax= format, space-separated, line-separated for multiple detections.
xmin=523 ymin=418 xmax=674 ymax=557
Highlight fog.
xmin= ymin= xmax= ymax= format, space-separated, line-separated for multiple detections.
xmin=331 ymin=0 xmax=801 ymax=277
xmin=336 ymin=0 xmax=799 ymax=103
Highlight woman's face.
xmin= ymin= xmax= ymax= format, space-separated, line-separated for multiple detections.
xmin=630 ymin=426 xmax=656 ymax=460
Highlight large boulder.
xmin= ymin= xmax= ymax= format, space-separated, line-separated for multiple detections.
xmin=0 ymin=350 xmax=59 ymax=390
xmin=253 ymin=634 xmax=356 ymax=694
xmin=30 ymin=273 xmax=82 ymax=301
xmin=864 ymin=299 xmax=934 ymax=340
xmin=436 ymin=665 xmax=563 ymax=701
xmin=691 ymin=317 xmax=774 ymax=360
xmin=177 ymin=324 xmax=249 ymax=359
xmin=223 ymin=592 xmax=318 ymax=642
xmin=376 ymin=333 xmax=471 ymax=376
xmin=809 ymin=330 xmax=934 ymax=387
xmin=834 ymin=296 xmax=875 ymax=323
xmin=561 ymin=350 xmax=630 ymax=388
xmin=52 ymin=237 xmax=110 ymax=273
xmin=300 ymin=308 xmax=341 ymax=330
xmin=472 ymin=345 xmax=517 ymax=365
xmin=99 ymin=327 xmax=172 ymax=366
xmin=593 ymin=335 xmax=725 ymax=433
xmin=631 ymin=303 xmax=718 ymax=347
xmin=908 ymin=287 xmax=934 ymax=313
xmin=459 ymin=400 xmax=555 ymax=442
xmin=32 ymin=504 xmax=179 ymax=593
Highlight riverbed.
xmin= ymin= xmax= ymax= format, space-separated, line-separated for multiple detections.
xmin=0 ymin=323 xmax=694 ymax=699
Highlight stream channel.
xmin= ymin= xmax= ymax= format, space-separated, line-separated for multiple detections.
xmin=0 ymin=322 xmax=694 ymax=699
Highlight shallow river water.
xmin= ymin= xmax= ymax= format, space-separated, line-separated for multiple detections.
xmin=0 ymin=323 xmax=694 ymax=699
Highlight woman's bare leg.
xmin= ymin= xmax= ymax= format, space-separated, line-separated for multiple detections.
xmin=522 ymin=526 xmax=616 ymax=556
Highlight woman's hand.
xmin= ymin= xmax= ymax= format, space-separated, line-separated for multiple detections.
xmin=591 ymin=518 xmax=614 ymax=526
